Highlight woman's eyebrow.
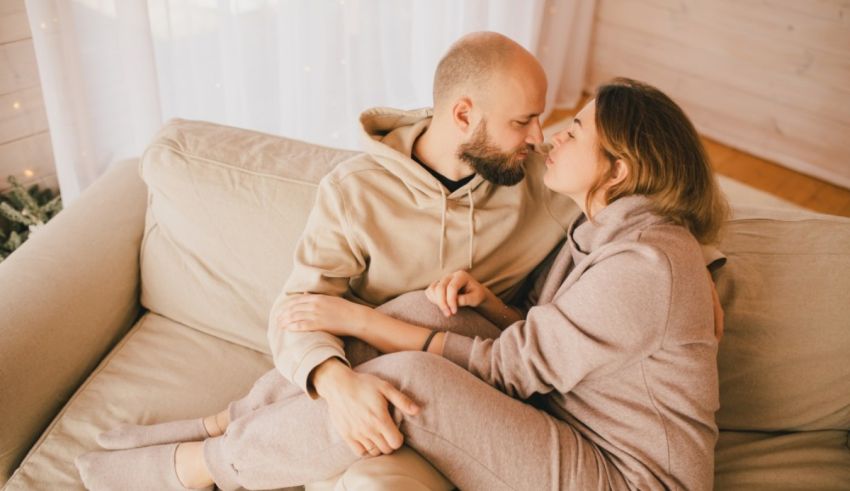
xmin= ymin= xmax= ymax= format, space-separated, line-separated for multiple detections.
xmin=573 ymin=118 xmax=582 ymax=128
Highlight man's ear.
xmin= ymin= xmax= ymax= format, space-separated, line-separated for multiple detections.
xmin=610 ymin=159 xmax=630 ymax=187
xmin=452 ymin=97 xmax=473 ymax=133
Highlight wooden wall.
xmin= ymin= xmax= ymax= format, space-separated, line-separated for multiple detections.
xmin=587 ymin=0 xmax=850 ymax=189
xmin=0 ymin=0 xmax=55 ymax=193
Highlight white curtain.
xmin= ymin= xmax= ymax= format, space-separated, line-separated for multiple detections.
xmin=26 ymin=0 xmax=596 ymax=204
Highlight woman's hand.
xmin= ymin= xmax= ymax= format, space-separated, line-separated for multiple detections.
xmin=279 ymin=294 xmax=371 ymax=337
xmin=426 ymin=270 xmax=494 ymax=317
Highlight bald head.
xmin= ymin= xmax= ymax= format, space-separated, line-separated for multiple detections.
xmin=433 ymin=31 xmax=543 ymax=109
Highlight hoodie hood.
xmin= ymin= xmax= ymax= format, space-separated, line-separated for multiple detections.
xmin=359 ymin=107 xmax=491 ymax=200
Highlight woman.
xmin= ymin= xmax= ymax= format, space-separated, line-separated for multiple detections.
xmin=77 ymin=78 xmax=728 ymax=490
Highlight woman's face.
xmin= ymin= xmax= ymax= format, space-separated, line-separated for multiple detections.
xmin=543 ymin=99 xmax=611 ymax=214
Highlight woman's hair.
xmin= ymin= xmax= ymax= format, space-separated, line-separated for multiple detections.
xmin=588 ymin=77 xmax=729 ymax=244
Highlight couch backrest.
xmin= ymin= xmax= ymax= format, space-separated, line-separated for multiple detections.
xmin=715 ymin=207 xmax=850 ymax=432
xmin=139 ymin=119 xmax=357 ymax=353
xmin=140 ymin=119 xmax=850 ymax=434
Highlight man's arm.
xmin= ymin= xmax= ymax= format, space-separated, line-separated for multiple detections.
xmin=268 ymin=176 xmax=417 ymax=458
xmin=267 ymin=175 xmax=366 ymax=397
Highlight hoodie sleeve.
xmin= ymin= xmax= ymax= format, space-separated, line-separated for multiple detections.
xmin=442 ymin=246 xmax=672 ymax=399
xmin=268 ymin=175 xmax=367 ymax=398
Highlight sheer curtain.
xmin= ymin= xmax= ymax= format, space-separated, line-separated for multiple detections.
xmin=26 ymin=0 xmax=596 ymax=204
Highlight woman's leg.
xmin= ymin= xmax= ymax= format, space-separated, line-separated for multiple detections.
xmin=97 ymin=291 xmax=501 ymax=449
xmin=201 ymin=352 xmax=628 ymax=491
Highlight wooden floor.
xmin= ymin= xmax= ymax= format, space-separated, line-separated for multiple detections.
xmin=545 ymin=108 xmax=850 ymax=218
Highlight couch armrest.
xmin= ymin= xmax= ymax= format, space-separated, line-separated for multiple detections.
xmin=0 ymin=159 xmax=147 ymax=484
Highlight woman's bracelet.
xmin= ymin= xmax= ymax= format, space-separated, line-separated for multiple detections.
xmin=421 ymin=329 xmax=439 ymax=352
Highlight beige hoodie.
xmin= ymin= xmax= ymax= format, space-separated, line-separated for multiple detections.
xmin=268 ymin=107 xmax=577 ymax=395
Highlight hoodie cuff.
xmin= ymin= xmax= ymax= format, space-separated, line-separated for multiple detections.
xmin=441 ymin=332 xmax=474 ymax=370
xmin=292 ymin=345 xmax=350 ymax=399
xmin=701 ymin=244 xmax=727 ymax=272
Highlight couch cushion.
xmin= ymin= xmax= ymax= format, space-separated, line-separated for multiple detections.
xmin=715 ymin=429 xmax=850 ymax=490
xmin=3 ymin=312 xmax=288 ymax=490
xmin=715 ymin=206 xmax=850 ymax=432
xmin=139 ymin=119 xmax=357 ymax=353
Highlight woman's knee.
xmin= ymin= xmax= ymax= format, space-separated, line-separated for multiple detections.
xmin=357 ymin=352 xmax=464 ymax=402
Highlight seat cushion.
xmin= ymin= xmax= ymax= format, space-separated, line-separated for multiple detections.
xmin=139 ymin=119 xmax=358 ymax=353
xmin=715 ymin=429 xmax=850 ymax=490
xmin=715 ymin=207 xmax=850 ymax=432
xmin=2 ymin=312 xmax=296 ymax=491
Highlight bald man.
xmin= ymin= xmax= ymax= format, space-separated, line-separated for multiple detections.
xmin=79 ymin=32 xmax=576 ymax=491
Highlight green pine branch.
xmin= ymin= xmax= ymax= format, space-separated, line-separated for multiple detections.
xmin=0 ymin=175 xmax=63 ymax=263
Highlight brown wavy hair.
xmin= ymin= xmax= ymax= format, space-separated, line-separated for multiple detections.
xmin=587 ymin=78 xmax=729 ymax=244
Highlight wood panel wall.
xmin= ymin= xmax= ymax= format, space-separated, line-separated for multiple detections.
xmin=0 ymin=0 xmax=55 ymax=193
xmin=587 ymin=0 xmax=850 ymax=189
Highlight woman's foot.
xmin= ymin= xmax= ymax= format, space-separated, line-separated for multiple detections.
xmin=96 ymin=410 xmax=230 ymax=450
xmin=75 ymin=443 xmax=214 ymax=490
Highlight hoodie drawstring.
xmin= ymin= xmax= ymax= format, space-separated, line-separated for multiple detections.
xmin=439 ymin=187 xmax=447 ymax=270
xmin=467 ymin=188 xmax=475 ymax=269
xmin=438 ymin=188 xmax=476 ymax=271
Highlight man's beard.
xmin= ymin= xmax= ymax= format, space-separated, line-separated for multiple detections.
xmin=457 ymin=120 xmax=530 ymax=186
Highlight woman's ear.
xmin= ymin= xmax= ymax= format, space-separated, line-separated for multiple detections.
xmin=452 ymin=97 xmax=473 ymax=133
xmin=610 ymin=159 xmax=630 ymax=187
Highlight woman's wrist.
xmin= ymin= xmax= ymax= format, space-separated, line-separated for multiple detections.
xmin=426 ymin=332 xmax=447 ymax=356
xmin=351 ymin=304 xmax=378 ymax=336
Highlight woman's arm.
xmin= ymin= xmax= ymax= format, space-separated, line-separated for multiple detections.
xmin=279 ymin=294 xmax=448 ymax=355
xmin=442 ymin=248 xmax=674 ymax=399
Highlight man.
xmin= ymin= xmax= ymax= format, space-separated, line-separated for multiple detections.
xmin=83 ymin=31 xmax=576 ymax=490
xmin=268 ymin=31 xmax=575 ymax=490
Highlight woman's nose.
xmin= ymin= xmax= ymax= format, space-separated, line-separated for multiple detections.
xmin=551 ymin=130 xmax=567 ymax=147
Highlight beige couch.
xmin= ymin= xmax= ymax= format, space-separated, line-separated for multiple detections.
xmin=1 ymin=119 xmax=849 ymax=490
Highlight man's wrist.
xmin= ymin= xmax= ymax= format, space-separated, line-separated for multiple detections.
xmin=311 ymin=357 xmax=351 ymax=398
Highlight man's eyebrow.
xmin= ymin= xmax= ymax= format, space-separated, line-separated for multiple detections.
xmin=518 ymin=113 xmax=541 ymax=119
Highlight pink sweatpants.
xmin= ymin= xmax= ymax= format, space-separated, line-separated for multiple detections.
xmin=205 ymin=293 xmax=627 ymax=490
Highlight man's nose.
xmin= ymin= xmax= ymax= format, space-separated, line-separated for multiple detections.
xmin=526 ymin=119 xmax=544 ymax=145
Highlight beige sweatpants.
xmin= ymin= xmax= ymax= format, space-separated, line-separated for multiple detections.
xmin=205 ymin=292 xmax=626 ymax=490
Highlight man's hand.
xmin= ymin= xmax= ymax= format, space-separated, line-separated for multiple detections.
xmin=426 ymin=270 xmax=492 ymax=317
xmin=311 ymin=359 xmax=420 ymax=457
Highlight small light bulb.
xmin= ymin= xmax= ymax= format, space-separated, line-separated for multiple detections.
xmin=12 ymin=101 xmax=21 ymax=110
xmin=23 ymin=169 xmax=34 ymax=177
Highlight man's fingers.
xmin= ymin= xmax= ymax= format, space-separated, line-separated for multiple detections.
xmin=447 ymin=275 xmax=470 ymax=314
xmin=345 ymin=436 xmax=367 ymax=457
xmin=435 ymin=277 xmax=452 ymax=317
xmin=382 ymin=384 xmax=420 ymax=416
xmin=366 ymin=432 xmax=394 ymax=455
xmin=376 ymin=414 xmax=404 ymax=451
xmin=446 ymin=282 xmax=459 ymax=315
